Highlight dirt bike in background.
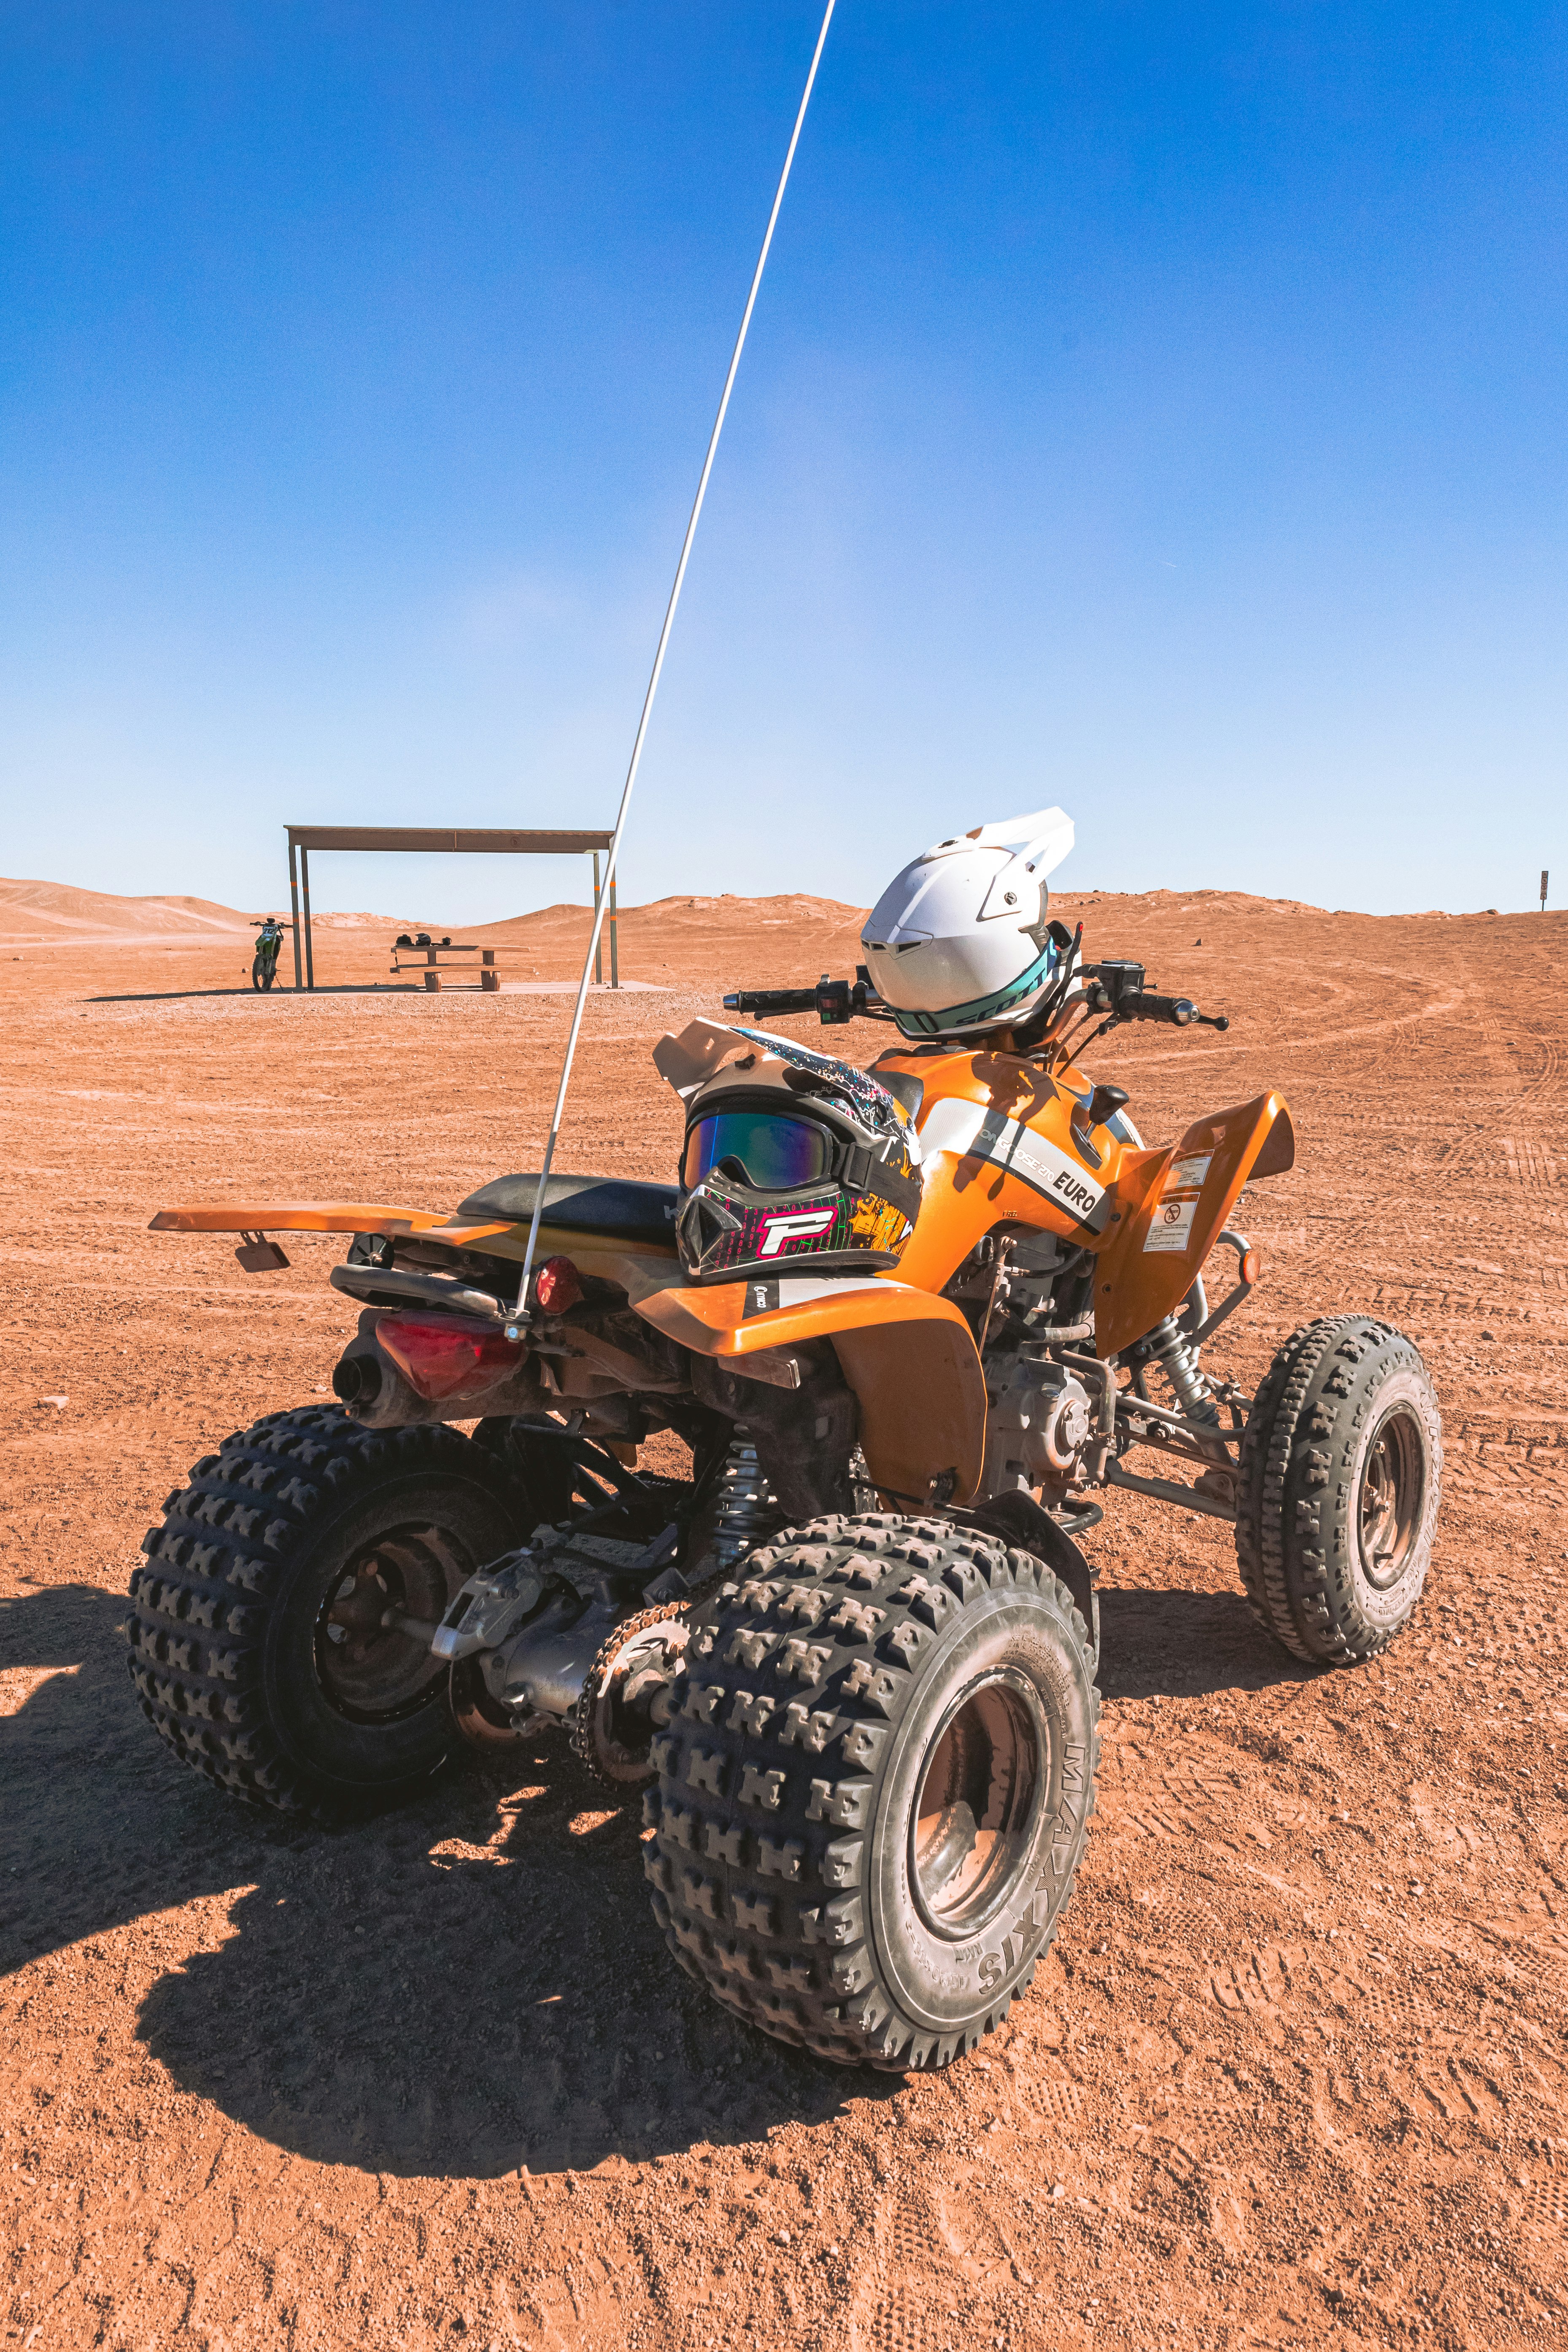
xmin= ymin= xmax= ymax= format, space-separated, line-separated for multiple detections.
xmin=125 ymin=944 xmax=1441 ymax=2073
xmin=251 ymin=919 xmax=285 ymax=991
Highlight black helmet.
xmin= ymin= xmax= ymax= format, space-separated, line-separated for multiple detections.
xmin=676 ymin=1028 xmax=923 ymax=1285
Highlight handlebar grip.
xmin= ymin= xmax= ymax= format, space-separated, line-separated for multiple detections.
xmin=721 ymin=988 xmax=818 ymax=1015
xmin=723 ymin=978 xmax=886 ymax=1026
xmin=1127 ymin=992 xmax=1229 ymax=1031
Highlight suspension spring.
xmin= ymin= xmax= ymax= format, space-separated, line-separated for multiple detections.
xmin=1145 ymin=1314 xmax=1221 ymax=1426
xmin=709 ymin=1433 xmax=779 ymax=1574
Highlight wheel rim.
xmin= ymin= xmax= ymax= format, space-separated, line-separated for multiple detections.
xmin=315 ymin=1525 xmax=466 ymax=1723
xmin=1357 ymin=1405 xmax=1426 ymax=1589
xmin=909 ymin=1667 xmax=1047 ymax=1940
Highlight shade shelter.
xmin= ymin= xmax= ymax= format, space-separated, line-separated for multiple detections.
xmin=283 ymin=825 xmax=620 ymax=990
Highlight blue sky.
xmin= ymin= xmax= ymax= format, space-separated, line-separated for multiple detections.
xmin=3 ymin=4 xmax=1564 ymax=920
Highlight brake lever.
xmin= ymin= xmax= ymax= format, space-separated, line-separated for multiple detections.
xmin=1173 ymin=998 xmax=1230 ymax=1031
xmin=1164 ymin=996 xmax=1230 ymax=1031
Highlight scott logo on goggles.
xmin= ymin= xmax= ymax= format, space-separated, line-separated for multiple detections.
xmin=754 ymin=1207 xmax=837 ymax=1258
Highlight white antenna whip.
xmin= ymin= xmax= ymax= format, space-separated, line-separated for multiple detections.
xmin=507 ymin=0 xmax=837 ymax=1335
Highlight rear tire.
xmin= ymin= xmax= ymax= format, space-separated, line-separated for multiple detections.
xmin=124 ymin=1405 xmax=524 ymax=1815
xmin=645 ymin=1513 xmax=1098 ymax=2071
xmin=1235 ymin=1316 xmax=1441 ymax=1665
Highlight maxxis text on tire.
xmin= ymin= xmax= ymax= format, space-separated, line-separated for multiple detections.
xmin=1234 ymin=1315 xmax=1441 ymax=1666
xmin=124 ymin=1404 xmax=524 ymax=1816
xmin=644 ymin=1513 xmax=1099 ymax=2072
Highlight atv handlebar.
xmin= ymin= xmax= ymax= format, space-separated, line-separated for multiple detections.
xmin=721 ymin=960 xmax=1228 ymax=1037
xmin=722 ymin=971 xmax=888 ymax=1027
xmin=1082 ymin=960 xmax=1229 ymax=1032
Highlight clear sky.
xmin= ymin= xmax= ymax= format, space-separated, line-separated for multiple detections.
xmin=3 ymin=4 xmax=1564 ymax=921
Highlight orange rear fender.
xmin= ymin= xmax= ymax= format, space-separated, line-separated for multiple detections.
xmin=148 ymin=1203 xmax=676 ymax=1295
xmin=633 ymin=1276 xmax=987 ymax=1507
xmin=150 ymin=1202 xmax=469 ymax=1237
xmin=1093 ymin=1093 xmax=1294 ymax=1358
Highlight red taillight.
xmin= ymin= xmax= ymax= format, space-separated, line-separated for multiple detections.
xmin=1240 ymin=1248 xmax=1261 ymax=1286
xmin=376 ymin=1313 xmax=520 ymax=1402
xmin=532 ymin=1254 xmax=583 ymax=1316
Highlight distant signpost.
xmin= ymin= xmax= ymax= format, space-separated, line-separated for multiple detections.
xmin=1543 ymin=869 xmax=1550 ymax=913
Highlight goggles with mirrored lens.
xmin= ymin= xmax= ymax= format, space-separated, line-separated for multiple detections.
xmin=681 ymin=1111 xmax=834 ymax=1194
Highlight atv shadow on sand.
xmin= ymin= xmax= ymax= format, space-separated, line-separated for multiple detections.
xmin=0 ymin=1582 xmax=315 ymax=1976
xmin=1093 ymin=1583 xmax=1318 ymax=1707
xmin=132 ymin=1753 xmax=883 ymax=2178
xmin=10 ymin=1573 xmax=1309 ymax=2179
xmin=1 ymin=1585 xmax=873 ymax=2172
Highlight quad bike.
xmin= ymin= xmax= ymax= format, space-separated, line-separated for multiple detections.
xmin=124 ymin=949 xmax=1440 ymax=2071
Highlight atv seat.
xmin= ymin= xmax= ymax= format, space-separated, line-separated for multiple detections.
xmin=456 ymin=1171 xmax=680 ymax=1250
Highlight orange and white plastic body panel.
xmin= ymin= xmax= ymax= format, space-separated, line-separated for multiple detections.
xmin=633 ymin=1273 xmax=987 ymax=1507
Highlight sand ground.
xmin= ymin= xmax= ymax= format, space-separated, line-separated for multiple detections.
xmin=1 ymin=887 xmax=1565 ymax=2351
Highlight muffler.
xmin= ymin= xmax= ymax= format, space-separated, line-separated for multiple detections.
xmin=331 ymin=1310 xmax=553 ymax=1429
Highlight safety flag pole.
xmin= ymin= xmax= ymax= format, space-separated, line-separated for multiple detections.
xmin=507 ymin=1 xmax=837 ymax=1335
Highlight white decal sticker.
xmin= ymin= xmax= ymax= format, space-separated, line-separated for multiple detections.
xmin=739 ymin=1276 xmax=902 ymax=1318
xmin=918 ymin=1098 xmax=1111 ymax=1234
xmin=1169 ymin=1152 xmax=1213 ymax=1189
xmin=1143 ymin=1196 xmax=1198 ymax=1253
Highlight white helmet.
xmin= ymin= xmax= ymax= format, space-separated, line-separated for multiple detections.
xmin=861 ymin=809 xmax=1078 ymax=1040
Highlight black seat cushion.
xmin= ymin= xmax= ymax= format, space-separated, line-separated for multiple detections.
xmin=457 ymin=1171 xmax=680 ymax=1249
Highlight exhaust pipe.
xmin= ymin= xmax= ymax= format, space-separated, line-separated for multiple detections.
xmin=330 ymin=1310 xmax=555 ymax=1430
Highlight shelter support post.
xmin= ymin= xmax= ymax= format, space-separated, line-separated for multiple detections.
xmin=610 ymin=872 xmax=619 ymax=989
xmin=592 ymin=853 xmax=603 ymax=986
xmin=300 ymin=847 xmax=315 ymax=991
xmin=287 ymin=840 xmax=303 ymax=990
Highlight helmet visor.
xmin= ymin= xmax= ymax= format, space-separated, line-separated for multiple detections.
xmin=681 ymin=1111 xmax=834 ymax=1193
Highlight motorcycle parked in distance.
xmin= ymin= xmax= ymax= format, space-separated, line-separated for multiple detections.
xmin=251 ymin=918 xmax=286 ymax=992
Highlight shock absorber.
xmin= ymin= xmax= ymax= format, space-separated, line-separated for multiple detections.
xmin=1144 ymin=1314 xmax=1221 ymax=1427
xmin=709 ymin=1432 xmax=780 ymax=1574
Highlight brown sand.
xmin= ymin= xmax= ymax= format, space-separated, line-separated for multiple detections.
xmin=1 ymin=884 xmax=1565 ymax=2349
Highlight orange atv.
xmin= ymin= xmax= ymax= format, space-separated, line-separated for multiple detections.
xmin=125 ymin=952 xmax=1440 ymax=2072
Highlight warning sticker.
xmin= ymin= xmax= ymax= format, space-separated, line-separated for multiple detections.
xmin=1143 ymin=1195 xmax=1198 ymax=1254
xmin=1169 ymin=1152 xmax=1214 ymax=1190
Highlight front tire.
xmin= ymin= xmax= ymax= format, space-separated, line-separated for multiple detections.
xmin=1235 ymin=1316 xmax=1441 ymax=1665
xmin=125 ymin=1405 xmax=524 ymax=1815
xmin=645 ymin=1514 xmax=1099 ymax=2071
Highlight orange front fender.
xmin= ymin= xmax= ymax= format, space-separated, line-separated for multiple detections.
xmin=1093 ymin=1093 xmax=1295 ymax=1359
xmin=634 ymin=1276 xmax=987 ymax=1506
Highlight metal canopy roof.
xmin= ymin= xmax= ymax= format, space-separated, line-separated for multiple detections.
xmin=284 ymin=825 xmax=614 ymax=855
xmin=282 ymin=824 xmax=621 ymax=990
